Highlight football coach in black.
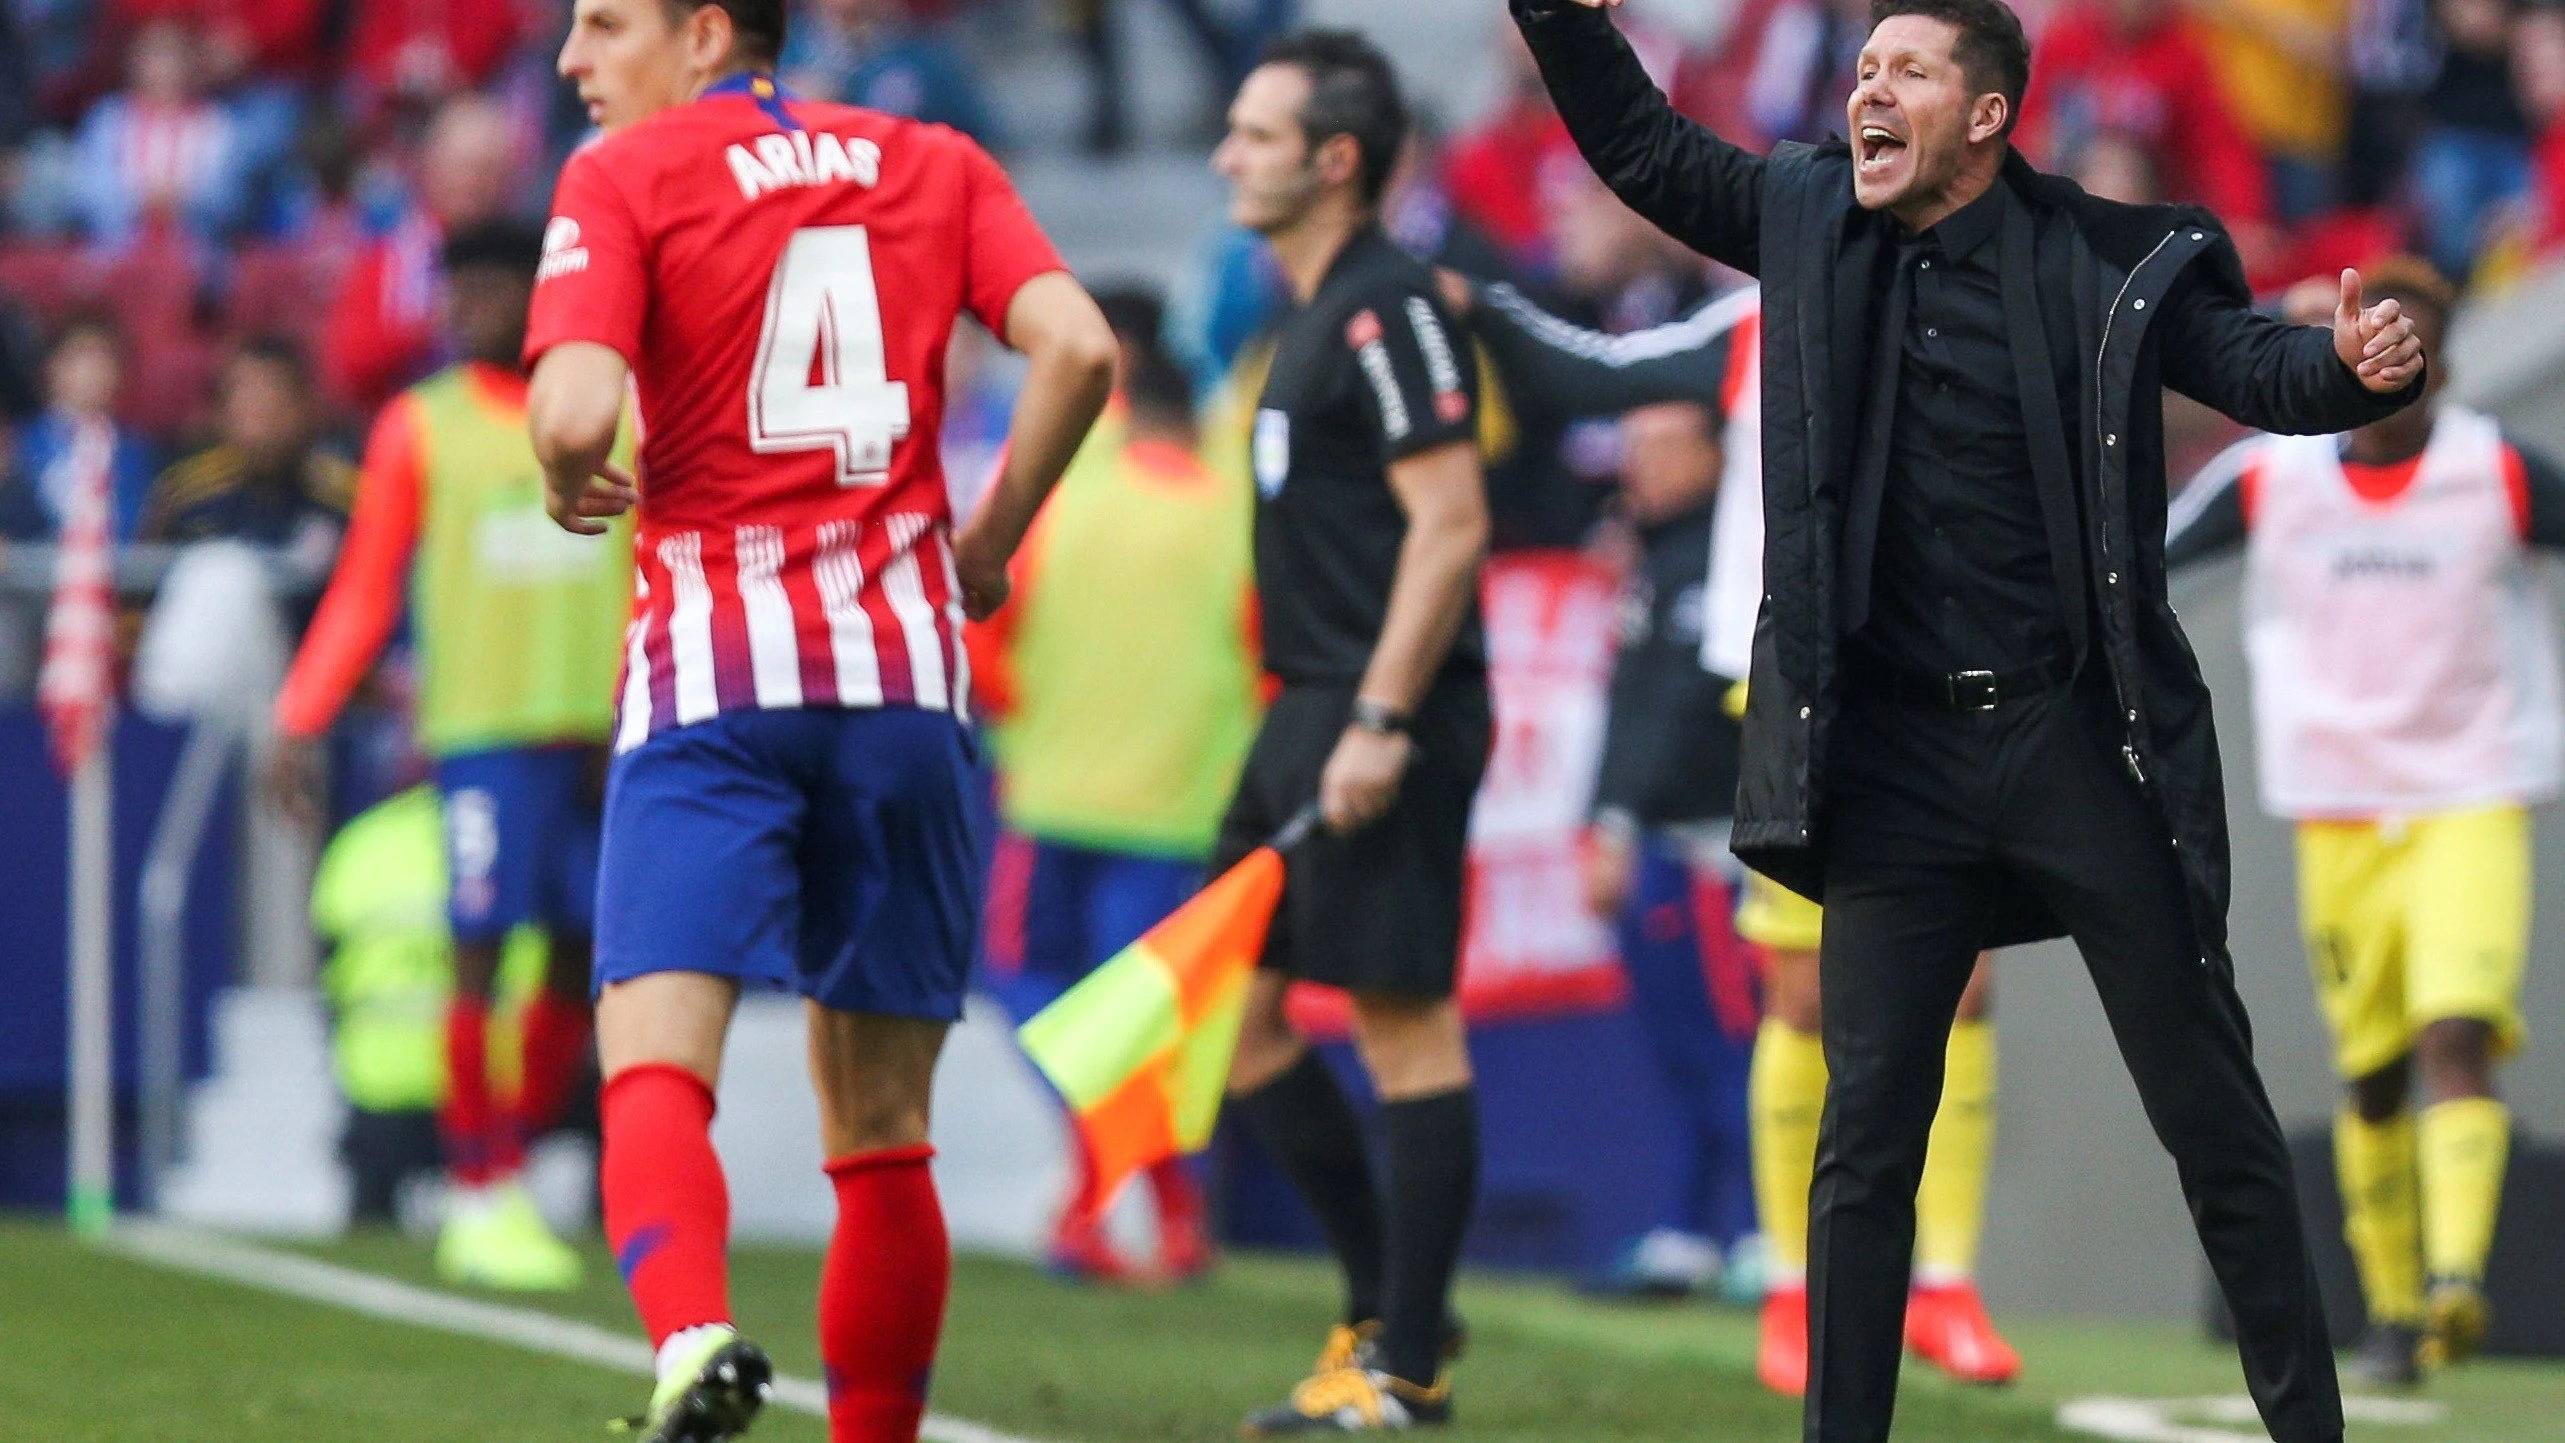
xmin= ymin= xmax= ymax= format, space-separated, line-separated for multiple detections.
xmin=1508 ymin=1 xmax=2426 ymax=1440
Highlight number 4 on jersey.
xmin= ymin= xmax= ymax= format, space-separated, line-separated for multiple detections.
xmin=750 ymin=225 xmax=911 ymax=487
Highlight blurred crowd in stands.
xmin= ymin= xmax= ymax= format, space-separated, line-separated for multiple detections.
xmin=8 ymin=0 xmax=2565 ymax=669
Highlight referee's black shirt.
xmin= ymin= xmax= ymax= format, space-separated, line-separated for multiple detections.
xmin=1252 ymin=225 xmax=1485 ymax=687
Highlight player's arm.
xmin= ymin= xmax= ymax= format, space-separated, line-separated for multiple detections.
xmin=529 ymin=343 xmax=640 ymax=536
xmin=266 ymin=399 xmax=429 ymax=824
xmin=1460 ymin=278 xmax=1736 ymax=418
xmin=953 ymin=272 xmax=1117 ymax=619
xmin=2164 ymin=437 xmax=2257 ymax=569
xmin=525 ymin=150 xmax=646 ymax=536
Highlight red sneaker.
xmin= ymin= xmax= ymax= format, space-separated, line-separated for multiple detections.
xmin=1044 ymin=1204 xmax=1134 ymax=1284
xmin=1758 ymin=1281 xmax=1810 ymax=1397
xmin=1145 ymin=1158 xmax=1216 ymax=1282
xmin=1904 ymin=1280 xmax=2021 ymax=1385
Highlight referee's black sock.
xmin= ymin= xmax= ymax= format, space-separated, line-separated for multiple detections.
xmin=1234 ymin=1050 xmax=1386 ymax=1326
xmin=1377 ymin=1086 xmax=1479 ymax=1387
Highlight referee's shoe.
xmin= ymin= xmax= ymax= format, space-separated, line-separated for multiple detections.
xmin=1241 ymin=1324 xmax=1464 ymax=1435
xmin=1242 ymin=1365 xmax=1452 ymax=1434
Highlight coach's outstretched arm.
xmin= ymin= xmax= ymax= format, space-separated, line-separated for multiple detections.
xmin=1510 ymin=0 xmax=1765 ymax=275
xmin=955 ymin=271 xmax=1117 ymax=620
xmin=2161 ymin=265 xmax=2425 ymax=435
xmin=531 ymin=342 xmax=640 ymax=536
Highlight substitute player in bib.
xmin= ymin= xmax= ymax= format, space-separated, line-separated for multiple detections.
xmin=271 ymin=221 xmax=631 ymax=1294
xmin=1212 ymin=31 xmax=1494 ymax=1434
xmin=1460 ymin=278 xmax=2020 ymax=1395
xmin=526 ymin=4 xmax=1116 ymax=1440
xmin=2167 ymin=257 xmax=2556 ymax=1385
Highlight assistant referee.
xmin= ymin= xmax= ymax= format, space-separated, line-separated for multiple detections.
xmin=1210 ymin=29 xmax=1493 ymax=1436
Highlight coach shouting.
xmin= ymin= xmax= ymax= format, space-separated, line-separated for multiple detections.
xmin=1510 ymin=2 xmax=2424 ymax=1442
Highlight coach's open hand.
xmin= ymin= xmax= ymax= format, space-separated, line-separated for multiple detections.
xmin=544 ymin=460 xmax=639 ymax=537
xmin=1321 ymin=725 xmax=1412 ymax=833
xmin=2335 ymin=268 xmax=2426 ymax=394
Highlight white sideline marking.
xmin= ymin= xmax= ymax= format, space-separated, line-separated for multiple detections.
xmin=2059 ymin=1393 xmax=2446 ymax=1442
xmin=100 ymin=1221 xmax=1046 ymax=1443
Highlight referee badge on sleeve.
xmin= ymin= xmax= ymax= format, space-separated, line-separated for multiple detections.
xmin=1254 ymin=408 xmax=1291 ymax=497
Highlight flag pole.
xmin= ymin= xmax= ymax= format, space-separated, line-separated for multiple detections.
xmin=1268 ymin=800 xmax=1323 ymax=854
xmin=67 ymin=730 xmax=114 ymax=1237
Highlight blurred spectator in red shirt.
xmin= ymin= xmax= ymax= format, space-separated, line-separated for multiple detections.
xmin=1445 ymin=21 xmax=1683 ymax=274
xmin=107 ymin=0 xmax=327 ymax=82
xmin=2513 ymin=0 xmax=2565 ymax=256
xmin=1444 ymin=29 xmax=1572 ymax=267
xmin=319 ymin=96 xmax=519 ymax=417
xmin=344 ymin=0 xmax=524 ymax=123
xmin=66 ymin=19 xmax=251 ymax=249
xmin=2021 ymin=0 xmax=2281 ymax=275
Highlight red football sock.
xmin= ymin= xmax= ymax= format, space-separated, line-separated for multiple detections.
xmin=601 ymin=1064 xmax=732 ymax=1347
xmin=440 ymin=997 xmax=501 ymax=1187
xmin=515 ymin=989 xmax=595 ymax=1136
xmin=1146 ymin=1156 xmax=1205 ymax=1234
xmin=821 ymin=1145 xmax=949 ymax=1443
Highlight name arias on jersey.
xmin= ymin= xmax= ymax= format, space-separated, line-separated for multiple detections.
xmin=727 ymin=129 xmax=882 ymax=202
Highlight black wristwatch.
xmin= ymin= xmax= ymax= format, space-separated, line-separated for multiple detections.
xmin=1349 ymin=698 xmax=1411 ymax=736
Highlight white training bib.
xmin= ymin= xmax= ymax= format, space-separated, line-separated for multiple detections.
xmin=2242 ymin=405 xmax=2563 ymax=816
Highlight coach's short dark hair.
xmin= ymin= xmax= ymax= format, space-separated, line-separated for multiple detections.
xmin=1258 ymin=28 xmax=1409 ymax=207
xmin=666 ymin=0 xmax=786 ymax=68
xmin=1868 ymin=0 xmax=2031 ymax=135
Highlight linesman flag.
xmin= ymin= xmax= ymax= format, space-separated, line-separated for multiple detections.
xmin=1016 ymin=806 xmax=1318 ymax=1205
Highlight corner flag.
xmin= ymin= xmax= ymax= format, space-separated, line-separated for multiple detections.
xmin=1016 ymin=806 xmax=1318 ymax=1205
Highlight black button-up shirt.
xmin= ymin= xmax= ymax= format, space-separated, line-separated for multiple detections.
xmin=1848 ymin=183 xmax=2071 ymax=675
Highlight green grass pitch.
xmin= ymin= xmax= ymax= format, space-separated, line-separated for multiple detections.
xmin=1 ymin=1219 xmax=2555 ymax=1441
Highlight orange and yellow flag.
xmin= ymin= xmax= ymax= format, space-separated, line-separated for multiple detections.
xmin=1015 ymin=838 xmax=1293 ymax=1205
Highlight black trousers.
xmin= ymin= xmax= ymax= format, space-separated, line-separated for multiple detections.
xmin=1804 ymin=677 xmax=2342 ymax=1443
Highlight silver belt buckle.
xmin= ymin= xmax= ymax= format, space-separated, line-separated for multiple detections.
xmin=1949 ymin=669 xmax=2000 ymax=711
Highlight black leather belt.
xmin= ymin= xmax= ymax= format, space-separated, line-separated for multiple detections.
xmin=1865 ymin=654 xmax=2076 ymax=712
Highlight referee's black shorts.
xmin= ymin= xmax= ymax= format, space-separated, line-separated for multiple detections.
xmin=1211 ymin=679 xmax=1493 ymax=999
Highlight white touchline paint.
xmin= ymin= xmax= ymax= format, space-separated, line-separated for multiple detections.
xmin=100 ymin=1221 xmax=1048 ymax=1443
xmin=2058 ymin=1394 xmax=2447 ymax=1442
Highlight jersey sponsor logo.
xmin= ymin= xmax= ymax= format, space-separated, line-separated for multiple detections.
xmin=2330 ymin=546 xmax=2437 ymax=581
xmin=1254 ymin=409 xmax=1291 ymax=498
xmin=537 ymin=216 xmax=589 ymax=282
xmin=1405 ymin=296 xmax=1469 ymax=425
xmin=1346 ymin=309 xmax=1410 ymax=442
xmin=727 ymin=130 xmax=883 ymax=202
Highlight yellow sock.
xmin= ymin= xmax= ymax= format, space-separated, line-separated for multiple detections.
xmin=2419 ymin=1097 xmax=2512 ymax=1286
xmin=1915 ymin=1020 xmax=1995 ymax=1285
xmin=1750 ymin=1019 xmax=1828 ymax=1280
xmin=2334 ymin=1108 xmax=2423 ymax=1325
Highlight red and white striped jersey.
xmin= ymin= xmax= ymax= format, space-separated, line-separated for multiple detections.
xmin=525 ymin=76 xmax=1065 ymax=749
